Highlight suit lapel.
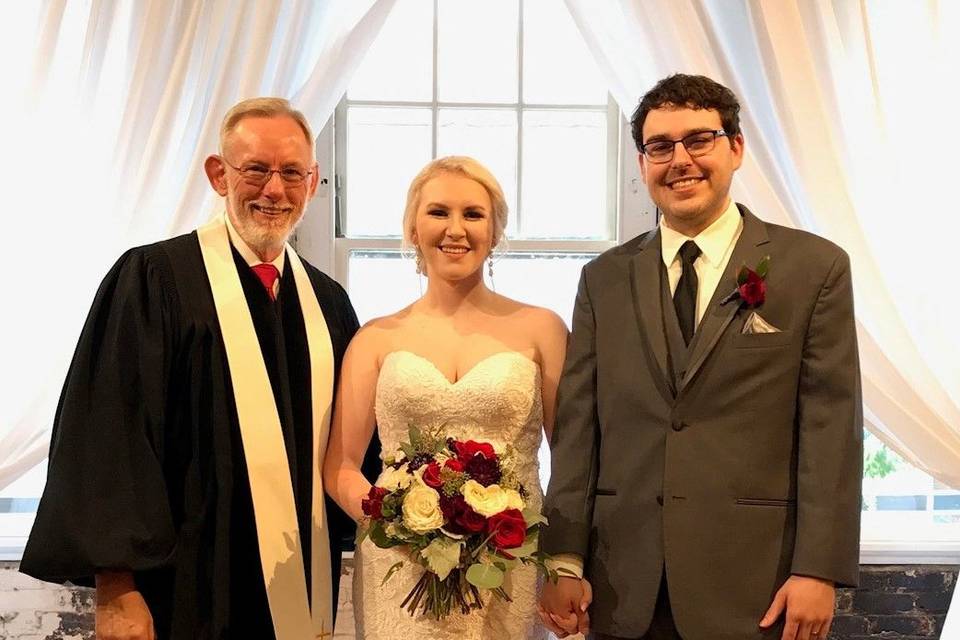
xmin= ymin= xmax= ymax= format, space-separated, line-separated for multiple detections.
xmin=629 ymin=229 xmax=675 ymax=396
xmin=678 ymin=206 xmax=771 ymax=393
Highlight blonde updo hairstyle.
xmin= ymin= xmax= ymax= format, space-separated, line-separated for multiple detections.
xmin=402 ymin=156 xmax=509 ymax=270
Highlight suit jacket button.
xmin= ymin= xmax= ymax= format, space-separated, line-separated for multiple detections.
xmin=656 ymin=495 xmax=664 ymax=506
xmin=671 ymin=421 xmax=685 ymax=431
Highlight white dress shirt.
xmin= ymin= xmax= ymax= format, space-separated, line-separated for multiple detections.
xmin=659 ymin=199 xmax=743 ymax=326
xmin=547 ymin=200 xmax=743 ymax=580
xmin=224 ymin=212 xmax=285 ymax=298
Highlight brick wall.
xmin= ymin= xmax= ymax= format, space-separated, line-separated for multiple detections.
xmin=831 ymin=566 xmax=957 ymax=639
xmin=1 ymin=562 xmax=955 ymax=639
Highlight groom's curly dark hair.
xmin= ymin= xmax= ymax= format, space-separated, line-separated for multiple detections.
xmin=630 ymin=74 xmax=742 ymax=151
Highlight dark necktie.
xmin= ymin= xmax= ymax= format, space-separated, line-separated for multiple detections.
xmin=673 ymin=240 xmax=701 ymax=345
xmin=251 ymin=263 xmax=280 ymax=301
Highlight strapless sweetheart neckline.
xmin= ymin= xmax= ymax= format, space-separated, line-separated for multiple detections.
xmin=382 ymin=350 xmax=539 ymax=386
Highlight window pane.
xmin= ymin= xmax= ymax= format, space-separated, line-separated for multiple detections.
xmin=521 ymin=109 xmax=610 ymax=239
xmin=437 ymin=108 xmax=518 ymax=234
xmin=348 ymin=251 xmax=421 ymax=324
xmin=347 ymin=0 xmax=433 ymax=102
xmin=345 ymin=107 xmax=432 ymax=237
xmin=861 ymin=432 xmax=960 ymax=543
xmin=523 ymin=0 xmax=608 ymax=105
xmin=437 ymin=0 xmax=518 ymax=103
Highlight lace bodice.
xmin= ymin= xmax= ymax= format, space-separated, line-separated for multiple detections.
xmin=352 ymin=350 xmax=547 ymax=639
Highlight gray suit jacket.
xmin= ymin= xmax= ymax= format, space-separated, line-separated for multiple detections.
xmin=542 ymin=206 xmax=862 ymax=640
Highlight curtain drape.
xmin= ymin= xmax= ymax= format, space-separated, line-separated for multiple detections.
xmin=563 ymin=0 xmax=960 ymax=488
xmin=0 ymin=0 xmax=398 ymax=490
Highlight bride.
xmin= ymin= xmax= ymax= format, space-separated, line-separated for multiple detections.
xmin=323 ymin=156 xmax=568 ymax=639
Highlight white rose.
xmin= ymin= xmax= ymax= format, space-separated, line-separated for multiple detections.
xmin=504 ymin=488 xmax=525 ymax=511
xmin=376 ymin=464 xmax=413 ymax=491
xmin=402 ymin=484 xmax=444 ymax=533
xmin=461 ymin=480 xmax=510 ymax=517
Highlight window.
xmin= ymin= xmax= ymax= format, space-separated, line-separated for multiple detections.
xmin=860 ymin=433 xmax=960 ymax=563
xmin=333 ymin=0 xmax=625 ymax=321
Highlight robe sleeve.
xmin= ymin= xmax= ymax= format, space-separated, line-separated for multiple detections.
xmin=21 ymin=247 xmax=178 ymax=586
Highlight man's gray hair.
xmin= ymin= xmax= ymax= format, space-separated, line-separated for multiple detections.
xmin=219 ymin=97 xmax=314 ymax=154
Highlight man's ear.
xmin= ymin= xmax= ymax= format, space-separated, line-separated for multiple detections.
xmin=730 ymin=132 xmax=745 ymax=170
xmin=306 ymin=162 xmax=320 ymax=200
xmin=638 ymin=152 xmax=648 ymax=183
xmin=204 ymin=155 xmax=228 ymax=196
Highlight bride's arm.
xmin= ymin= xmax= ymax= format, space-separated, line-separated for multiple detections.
xmin=534 ymin=309 xmax=569 ymax=443
xmin=324 ymin=328 xmax=381 ymax=523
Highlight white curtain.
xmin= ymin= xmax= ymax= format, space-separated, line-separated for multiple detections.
xmin=0 ymin=0 xmax=398 ymax=490
xmin=563 ymin=0 xmax=960 ymax=489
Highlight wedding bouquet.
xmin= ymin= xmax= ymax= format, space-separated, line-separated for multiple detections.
xmin=359 ymin=425 xmax=557 ymax=619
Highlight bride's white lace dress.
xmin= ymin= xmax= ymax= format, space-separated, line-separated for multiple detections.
xmin=353 ymin=350 xmax=548 ymax=639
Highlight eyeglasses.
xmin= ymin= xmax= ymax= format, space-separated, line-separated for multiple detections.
xmin=640 ymin=129 xmax=729 ymax=164
xmin=221 ymin=158 xmax=314 ymax=186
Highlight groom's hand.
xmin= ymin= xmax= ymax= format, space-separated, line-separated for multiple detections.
xmin=539 ymin=576 xmax=592 ymax=637
xmin=759 ymin=575 xmax=835 ymax=640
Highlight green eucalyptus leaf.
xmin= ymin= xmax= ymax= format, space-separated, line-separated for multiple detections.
xmin=381 ymin=561 xmax=405 ymax=586
xmin=369 ymin=521 xmax=403 ymax=549
xmin=521 ymin=507 xmax=547 ymax=529
xmin=421 ymin=537 xmax=462 ymax=581
xmin=509 ymin=530 xmax=539 ymax=559
xmin=465 ymin=563 xmax=504 ymax=590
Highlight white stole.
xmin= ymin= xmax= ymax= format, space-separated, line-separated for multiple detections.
xmin=197 ymin=215 xmax=334 ymax=640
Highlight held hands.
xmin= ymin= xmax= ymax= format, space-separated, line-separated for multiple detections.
xmin=759 ymin=575 xmax=836 ymax=640
xmin=95 ymin=572 xmax=155 ymax=640
xmin=538 ymin=576 xmax=593 ymax=638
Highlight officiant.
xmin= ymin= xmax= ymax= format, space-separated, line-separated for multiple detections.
xmin=21 ymin=97 xmax=380 ymax=640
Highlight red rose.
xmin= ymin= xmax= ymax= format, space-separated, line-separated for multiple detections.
xmin=440 ymin=494 xmax=487 ymax=534
xmin=444 ymin=458 xmax=465 ymax=473
xmin=738 ymin=270 xmax=766 ymax=307
xmin=361 ymin=486 xmax=390 ymax=520
xmin=421 ymin=461 xmax=443 ymax=489
xmin=486 ymin=509 xmax=527 ymax=550
xmin=453 ymin=440 xmax=496 ymax=463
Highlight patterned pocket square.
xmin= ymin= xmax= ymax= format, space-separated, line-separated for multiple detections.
xmin=741 ymin=311 xmax=781 ymax=334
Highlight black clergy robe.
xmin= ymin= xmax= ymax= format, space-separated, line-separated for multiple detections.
xmin=21 ymin=231 xmax=380 ymax=639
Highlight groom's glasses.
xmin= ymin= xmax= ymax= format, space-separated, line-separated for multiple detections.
xmin=220 ymin=158 xmax=314 ymax=186
xmin=640 ymin=129 xmax=729 ymax=164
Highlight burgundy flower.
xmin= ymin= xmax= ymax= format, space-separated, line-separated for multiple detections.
xmin=421 ymin=461 xmax=443 ymax=489
xmin=440 ymin=494 xmax=487 ymax=534
xmin=453 ymin=440 xmax=496 ymax=463
xmin=361 ymin=486 xmax=390 ymax=520
xmin=465 ymin=454 xmax=501 ymax=487
xmin=487 ymin=509 xmax=527 ymax=550
xmin=738 ymin=269 xmax=766 ymax=307
xmin=444 ymin=458 xmax=465 ymax=473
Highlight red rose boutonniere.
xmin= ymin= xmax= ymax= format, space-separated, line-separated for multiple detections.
xmin=721 ymin=255 xmax=770 ymax=308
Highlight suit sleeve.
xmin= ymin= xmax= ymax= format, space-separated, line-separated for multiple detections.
xmin=20 ymin=249 xmax=178 ymax=585
xmin=791 ymin=250 xmax=862 ymax=587
xmin=541 ymin=267 xmax=600 ymax=559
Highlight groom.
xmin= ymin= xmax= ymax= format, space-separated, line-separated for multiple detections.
xmin=540 ymin=74 xmax=862 ymax=640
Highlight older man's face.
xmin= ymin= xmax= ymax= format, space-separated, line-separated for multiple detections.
xmin=213 ymin=115 xmax=317 ymax=258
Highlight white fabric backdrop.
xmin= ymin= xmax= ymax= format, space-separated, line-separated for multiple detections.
xmin=564 ymin=0 xmax=960 ymax=489
xmin=0 ymin=0 xmax=398 ymax=490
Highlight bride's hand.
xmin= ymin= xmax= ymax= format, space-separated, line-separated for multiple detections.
xmin=539 ymin=576 xmax=591 ymax=636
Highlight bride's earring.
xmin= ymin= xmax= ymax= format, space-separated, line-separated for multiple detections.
xmin=487 ymin=256 xmax=495 ymax=292
xmin=415 ymin=250 xmax=423 ymax=275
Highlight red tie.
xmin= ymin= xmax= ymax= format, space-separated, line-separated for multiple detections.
xmin=251 ymin=263 xmax=280 ymax=301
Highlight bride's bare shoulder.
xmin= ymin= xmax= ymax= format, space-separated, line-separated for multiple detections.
xmin=348 ymin=304 xmax=419 ymax=361
xmin=492 ymin=295 xmax=567 ymax=335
